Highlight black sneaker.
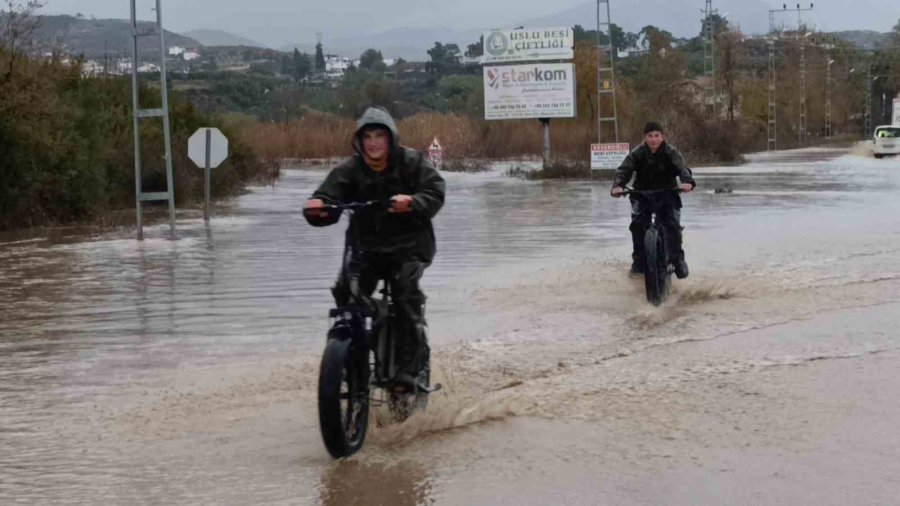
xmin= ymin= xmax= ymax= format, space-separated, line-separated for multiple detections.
xmin=674 ymin=256 xmax=689 ymax=279
xmin=629 ymin=262 xmax=645 ymax=276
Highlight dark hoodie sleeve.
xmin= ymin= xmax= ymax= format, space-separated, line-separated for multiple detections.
xmin=409 ymin=152 xmax=445 ymax=219
xmin=669 ymin=147 xmax=695 ymax=188
xmin=612 ymin=149 xmax=637 ymax=189
xmin=304 ymin=162 xmax=354 ymax=227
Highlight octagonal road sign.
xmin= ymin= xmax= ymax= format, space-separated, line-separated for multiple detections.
xmin=188 ymin=127 xmax=228 ymax=168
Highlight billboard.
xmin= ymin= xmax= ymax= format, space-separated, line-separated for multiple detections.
xmin=482 ymin=27 xmax=574 ymax=64
xmin=483 ymin=63 xmax=576 ymax=120
xmin=893 ymin=97 xmax=900 ymax=126
xmin=591 ymin=143 xmax=630 ymax=170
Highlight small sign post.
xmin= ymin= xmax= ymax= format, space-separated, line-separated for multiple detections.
xmin=427 ymin=137 xmax=443 ymax=168
xmin=188 ymin=127 xmax=228 ymax=221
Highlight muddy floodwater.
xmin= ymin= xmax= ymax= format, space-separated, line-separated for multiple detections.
xmin=2 ymin=147 xmax=899 ymax=504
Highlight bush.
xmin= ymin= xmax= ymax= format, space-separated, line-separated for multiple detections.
xmin=0 ymin=50 xmax=274 ymax=230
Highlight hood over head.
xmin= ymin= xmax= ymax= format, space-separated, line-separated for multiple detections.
xmin=353 ymin=106 xmax=400 ymax=157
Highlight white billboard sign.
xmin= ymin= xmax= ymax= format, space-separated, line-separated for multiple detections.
xmin=482 ymin=27 xmax=574 ymax=63
xmin=893 ymin=98 xmax=900 ymax=126
xmin=591 ymin=143 xmax=631 ymax=170
xmin=484 ymin=63 xmax=576 ymax=120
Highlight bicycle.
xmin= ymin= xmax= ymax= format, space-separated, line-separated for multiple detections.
xmin=312 ymin=200 xmax=440 ymax=458
xmin=620 ymin=188 xmax=684 ymax=306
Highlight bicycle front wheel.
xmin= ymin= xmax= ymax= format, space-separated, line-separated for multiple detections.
xmin=643 ymin=226 xmax=670 ymax=306
xmin=318 ymin=338 xmax=369 ymax=458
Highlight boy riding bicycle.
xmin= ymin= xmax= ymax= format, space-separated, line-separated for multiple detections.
xmin=303 ymin=106 xmax=445 ymax=390
xmin=610 ymin=122 xmax=695 ymax=278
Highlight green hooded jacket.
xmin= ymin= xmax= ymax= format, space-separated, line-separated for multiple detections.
xmin=305 ymin=107 xmax=446 ymax=262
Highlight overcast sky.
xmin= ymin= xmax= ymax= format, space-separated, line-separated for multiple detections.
xmin=42 ymin=0 xmax=580 ymax=47
xmin=41 ymin=0 xmax=900 ymax=48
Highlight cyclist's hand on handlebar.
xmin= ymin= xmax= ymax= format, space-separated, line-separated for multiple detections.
xmin=389 ymin=194 xmax=414 ymax=213
xmin=303 ymin=198 xmax=329 ymax=218
xmin=610 ymin=186 xmax=626 ymax=198
xmin=679 ymin=183 xmax=694 ymax=193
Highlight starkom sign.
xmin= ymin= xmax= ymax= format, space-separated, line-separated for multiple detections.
xmin=483 ymin=63 xmax=576 ymax=120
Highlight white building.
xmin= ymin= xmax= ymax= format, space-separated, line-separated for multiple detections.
xmin=168 ymin=46 xmax=185 ymax=56
xmin=183 ymin=51 xmax=201 ymax=61
xmin=137 ymin=62 xmax=160 ymax=73
xmin=80 ymin=59 xmax=103 ymax=76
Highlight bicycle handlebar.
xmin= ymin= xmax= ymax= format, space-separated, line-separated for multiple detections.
xmin=620 ymin=187 xmax=684 ymax=196
xmin=320 ymin=200 xmax=391 ymax=212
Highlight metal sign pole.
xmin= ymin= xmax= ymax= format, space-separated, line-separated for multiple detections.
xmin=204 ymin=128 xmax=211 ymax=221
xmin=541 ymin=119 xmax=551 ymax=169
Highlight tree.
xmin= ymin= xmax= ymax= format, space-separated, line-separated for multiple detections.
xmin=359 ymin=48 xmax=384 ymax=71
xmin=716 ymin=29 xmax=743 ymax=121
xmin=292 ymin=48 xmax=311 ymax=80
xmin=426 ymin=42 xmax=461 ymax=75
xmin=1 ymin=0 xmax=45 ymax=80
xmin=314 ymin=42 xmax=325 ymax=72
xmin=700 ymin=13 xmax=729 ymax=40
xmin=465 ymin=35 xmax=483 ymax=58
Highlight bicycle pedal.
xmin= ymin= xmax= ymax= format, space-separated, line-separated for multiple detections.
xmin=417 ymin=382 xmax=442 ymax=394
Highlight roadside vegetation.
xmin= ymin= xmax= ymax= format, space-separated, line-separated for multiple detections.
xmin=0 ymin=2 xmax=276 ymax=230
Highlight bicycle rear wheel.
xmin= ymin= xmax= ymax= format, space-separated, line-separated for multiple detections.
xmin=318 ymin=337 xmax=369 ymax=458
xmin=643 ymin=225 xmax=670 ymax=306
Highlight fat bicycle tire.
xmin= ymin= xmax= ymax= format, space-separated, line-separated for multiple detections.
xmin=643 ymin=226 xmax=670 ymax=306
xmin=318 ymin=337 xmax=369 ymax=458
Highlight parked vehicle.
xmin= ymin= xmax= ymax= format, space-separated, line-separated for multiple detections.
xmin=873 ymin=126 xmax=900 ymax=159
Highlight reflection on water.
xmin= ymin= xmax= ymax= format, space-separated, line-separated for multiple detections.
xmin=2 ymin=147 xmax=899 ymax=503
xmin=319 ymin=459 xmax=431 ymax=506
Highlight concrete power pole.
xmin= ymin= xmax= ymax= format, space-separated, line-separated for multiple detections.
xmin=864 ymin=65 xmax=873 ymax=138
xmin=799 ymin=43 xmax=807 ymax=144
xmin=596 ymin=0 xmax=620 ymax=143
xmin=703 ymin=0 xmax=716 ymax=118
xmin=825 ymin=49 xmax=833 ymax=139
xmin=767 ymin=40 xmax=777 ymax=151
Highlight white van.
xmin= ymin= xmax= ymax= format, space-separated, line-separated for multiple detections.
xmin=873 ymin=125 xmax=900 ymax=158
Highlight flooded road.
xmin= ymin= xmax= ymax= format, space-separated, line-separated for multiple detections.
xmin=2 ymin=146 xmax=900 ymax=504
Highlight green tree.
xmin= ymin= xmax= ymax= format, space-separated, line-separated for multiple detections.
xmin=426 ymin=42 xmax=461 ymax=75
xmin=314 ymin=42 xmax=325 ymax=72
xmin=465 ymin=35 xmax=483 ymax=58
xmin=292 ymin=48 xmax=311 ymax=80
xmin=359 ymin=48 xmax=384 ymax=71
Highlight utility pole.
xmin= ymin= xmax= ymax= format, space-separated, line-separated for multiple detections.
xmin=767 ymin=40 xmax=777 ymax=150
xmin=596 ymin=0 xmax=619 ymax=143
xmin=703 ymin=0 xmax=716 ymax=118
xmin=769 ymin=3 xmax=814 ymax=33
xmin=825 ymin=54 xmax=832 ymax=139
xmin=864 ymin=65 xmax=873 ymax=138
xmin=799 ymin=42 xmax=806 ymax=144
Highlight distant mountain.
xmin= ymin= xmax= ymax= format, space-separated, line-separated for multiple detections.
xmin=830 ymin=30 xmax=894 ymax=49
xmin=183 ymin=29 xmax=266 ymax=48
xmin=519 ymin=0 xmax=772 ymax=38
xmin=29 ymin=15 xmax=200 ymax=58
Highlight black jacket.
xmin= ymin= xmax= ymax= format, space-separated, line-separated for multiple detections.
xmin=305 ymin=107 xmax=445 ymax=262
xmin=612 ymin=142 xmax=695 ymax=208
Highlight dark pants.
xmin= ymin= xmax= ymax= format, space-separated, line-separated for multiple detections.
xmin=630 ymin=197 xmax=684 ymax=267
xmin=333 ymin=252 xmax=429 ymax=374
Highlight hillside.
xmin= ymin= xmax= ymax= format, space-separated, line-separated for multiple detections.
xmin=28 ymin=15 xmax=201 ymax=58
xmin=183 ymin=29 xmax=266 ymax=48
xmin=830 ymin=30 xmax=894 ymax=49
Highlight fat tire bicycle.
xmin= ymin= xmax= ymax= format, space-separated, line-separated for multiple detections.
xmin=313 ymin=200 xmax=440 ymax=458
xmin=621 ymin=188 xmax=684 ymax=307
